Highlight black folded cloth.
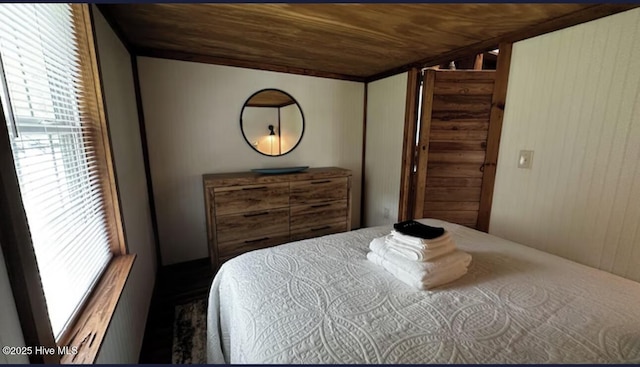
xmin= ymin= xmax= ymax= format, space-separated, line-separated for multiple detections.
xmin=393 ymin=220 xmax=445 ymax=240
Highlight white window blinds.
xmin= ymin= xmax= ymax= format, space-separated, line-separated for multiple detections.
xmin=0 ymin=4 xmax=113 ymax=339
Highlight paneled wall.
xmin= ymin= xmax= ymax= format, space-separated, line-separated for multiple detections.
xmin=491 ymin=8 xmax=640 ymax=281
xmin=0 ymin=246 xmax=28 ymax=364
xmin=364 ymin=72 xmax=407 ymax=227
xmin=93 ymin=7 xmax=157 ymax=363
xmin=137 ymin=57 xmax=364 ymax=265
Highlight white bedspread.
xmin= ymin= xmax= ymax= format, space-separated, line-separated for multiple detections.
xmin=207 ymin=219 xmax=640 ymax=364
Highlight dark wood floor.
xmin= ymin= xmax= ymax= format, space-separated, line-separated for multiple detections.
xmin=139 ymin=258 xmax=215 ymax=363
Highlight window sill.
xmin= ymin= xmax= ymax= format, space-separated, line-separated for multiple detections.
xmin=58 ymin=254 xmax=135 ymax=364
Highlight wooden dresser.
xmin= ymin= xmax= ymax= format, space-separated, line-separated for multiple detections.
xmin=203 ymin=167 xmax=352 ymax=268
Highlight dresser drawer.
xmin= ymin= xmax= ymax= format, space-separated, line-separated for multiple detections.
xmin=290 ymin=177 xmax=348 ymax=205
xmin=214 ymin=182 xmax=289 ymax=215
xmin=204 ymin=167 xmax=352 ymax=268
xmin=216 ymin=208 xmax=289 ymax=243
xmin=290 ymin=222 xmax=348 ymax=242
xmin=218 ymin=232 xmax=290 ymax=259
xmin=290 ymin=200 xmax=347 ymax=231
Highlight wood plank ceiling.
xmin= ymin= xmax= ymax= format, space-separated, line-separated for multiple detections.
xmin=100 ymin=4 xmax=635 ymax=82
xmin=246 ymin=90 xmax=295 ymax=108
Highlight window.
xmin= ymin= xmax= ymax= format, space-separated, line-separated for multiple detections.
xmin=0 ymin=3 xmax=124 ymax=344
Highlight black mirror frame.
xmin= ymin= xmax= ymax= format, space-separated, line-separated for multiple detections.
xmin=239 ymin=88 xmax=305 ymax=157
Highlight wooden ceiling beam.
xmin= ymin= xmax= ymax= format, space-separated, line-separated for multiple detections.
xmin=474 ymin=54 xmax=484 ymax=71
xmin=366 ymin=4 xmax=637 ymax=83
xmin=136 ymin=47 xmax=366 ymax=83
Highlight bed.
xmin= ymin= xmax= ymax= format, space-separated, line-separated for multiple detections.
xmin=207 ymin=219 xmax=640 ymax=364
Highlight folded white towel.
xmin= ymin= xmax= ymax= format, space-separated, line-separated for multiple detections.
xmin=367 ymin=252 xmax=468 ymax=290
xmin=391 ymin=229 xmax=452 ymax=249
xmin=391 ymin=231 xmax=452 ymax=250
xmin=381 ymin=235 xmax=456 ymax=261
xmin=386 ymin=236 xmax=455 ymax=260
xmin=369 ymin=236 xmax=471 ymax=275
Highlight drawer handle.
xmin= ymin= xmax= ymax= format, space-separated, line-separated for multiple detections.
xmin=244 ymin=237 xmax=269 ymax=243
xmin=311 ymin=203 xmax=331 ymax=208
xmin=242 ymin=186 xmax=268 ymax=190
xmin=244 ymin=212 xmax=269 ymax=217
xmin=311 ymin=225 xmax=331 ymax=232
xmin=311 ymin=180 xmax=331 ymax=184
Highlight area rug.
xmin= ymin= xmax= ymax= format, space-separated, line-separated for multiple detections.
xmin=172 ymin=299 xmax=207 ymax=364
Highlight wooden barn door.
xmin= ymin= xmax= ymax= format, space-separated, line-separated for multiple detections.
xmin=407 ymin=45 xmax=511 ymax=231
xmin=412 ymin=69 xmax=494 ymax=229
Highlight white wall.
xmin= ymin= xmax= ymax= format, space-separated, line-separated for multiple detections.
xmin=93 ymin=7 xmax=157 ymax=363
xmin=0 ymin=245 xmax=28 ymax=364
xmin=363 ymin=73 xmax=408 ymax=227
xmin=279 ymin=103 xmax=303 ymax=153
xmin=138 ymin=57 xmax=364 ymax=265
xmin=241 ymin=107 xmax=279 ymax=155
xmin=490 ymin=8 xmax=640 ymax=282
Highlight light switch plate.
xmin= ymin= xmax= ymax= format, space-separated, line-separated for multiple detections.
xmin=518 ymin=150 xmax=534 ymax=169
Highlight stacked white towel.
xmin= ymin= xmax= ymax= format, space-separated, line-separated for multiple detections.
xmin=367 ymin=231 xmax=471 ymax=290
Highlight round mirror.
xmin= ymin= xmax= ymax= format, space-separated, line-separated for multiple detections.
xmin=240 ymin=89 xmax=304 ymax=156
